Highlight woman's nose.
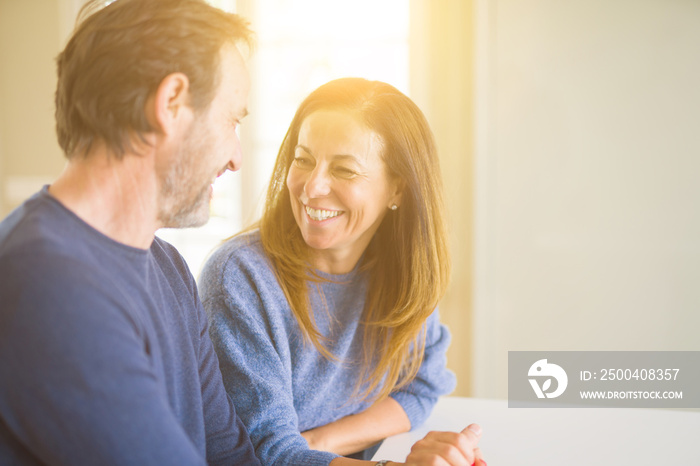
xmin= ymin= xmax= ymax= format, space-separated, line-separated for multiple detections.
xmin=304 ymin=167 xmax=331 ymax=198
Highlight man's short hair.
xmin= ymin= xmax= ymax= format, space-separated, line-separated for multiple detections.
xmin=55 ymin=0 xmax=253 ymax=159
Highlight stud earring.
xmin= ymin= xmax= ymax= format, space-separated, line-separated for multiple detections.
xmin=390 ymin=204 xmax=398 ymax=211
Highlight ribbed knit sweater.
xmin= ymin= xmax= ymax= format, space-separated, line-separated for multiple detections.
xmin=199 ymin=231 xmax=456 ymax=465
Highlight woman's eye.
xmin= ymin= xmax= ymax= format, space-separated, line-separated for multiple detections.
xmin=334 ymin=167 xmax=357 ymax=177
xmin=293 ymin=156 xmax=312 ymax=167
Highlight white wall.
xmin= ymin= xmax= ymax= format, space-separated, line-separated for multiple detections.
xmin=409 ymin=0 xmax=476 ymax=396
xmin=0 ymin=0 xmax=73 ymax=217
xmin=474 ymin=0 xmax=700 ymax=398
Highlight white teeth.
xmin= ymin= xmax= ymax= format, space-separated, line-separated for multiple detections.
xmin=305 ymin=206 xmax=342 ymax=221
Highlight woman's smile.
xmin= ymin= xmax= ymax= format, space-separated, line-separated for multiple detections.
xmin=303 ymin=205 xmax=344 ymax=222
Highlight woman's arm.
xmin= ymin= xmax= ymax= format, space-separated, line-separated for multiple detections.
xmin=301 ymin=396 xmax=411 ymax=456
xmin=302 ymin=309 xmax=456 ymax=457
xmin=390 ymin=310 xmax=456 ymax=429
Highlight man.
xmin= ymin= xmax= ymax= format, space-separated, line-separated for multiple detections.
xmin=0 ymin=1 xmax=485 ymax=465
xmin=0 ymin=0 xmax=259 ymax=464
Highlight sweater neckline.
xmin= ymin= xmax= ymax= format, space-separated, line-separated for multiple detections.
xmin=40 ymin=185 xmax=151 ymax=259
xmin=309 ymin=254 xmax=367 ymax=282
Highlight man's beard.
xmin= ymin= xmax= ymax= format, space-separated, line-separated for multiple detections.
xmin=157 ymin=124 xmax=214 ymax=229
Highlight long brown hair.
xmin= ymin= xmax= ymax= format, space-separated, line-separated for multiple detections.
xmin=259 ymin=78 xmax=451 ymax=402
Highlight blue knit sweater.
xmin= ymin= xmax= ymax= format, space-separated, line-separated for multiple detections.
xmin=199 ymin=231 xmax=456 ymax=465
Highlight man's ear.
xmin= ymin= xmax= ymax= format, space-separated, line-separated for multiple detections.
xmin=145 ymin=72 xmax=191 ymax=136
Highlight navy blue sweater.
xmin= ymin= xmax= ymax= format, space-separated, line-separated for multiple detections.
xmin=0 ymin=188 xmax=259 ymax=465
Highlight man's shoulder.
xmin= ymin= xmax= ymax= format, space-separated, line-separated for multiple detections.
xmin=0 ymin=189 xmax=62 ymax=256
xmin=0 ymin=229 xmax=130 ymax=315
xmin=0 ymin=191 xmax=146 ymax=320
xmin=151 ymin=235 xmax=195 ymax=281
xmin=1 ymin=190 xmax=121 ymax=272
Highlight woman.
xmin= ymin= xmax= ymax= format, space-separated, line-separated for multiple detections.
xmin=200 ymin=78 xmax=479 ymax=465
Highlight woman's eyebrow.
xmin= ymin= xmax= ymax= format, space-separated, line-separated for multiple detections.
xmin=295 ymin=145 xmax=362 ymax=164
xmin=332 ymin=154 xmax=361 ymax=164
xmin=295 ymin=144 xmax=312 ymax=155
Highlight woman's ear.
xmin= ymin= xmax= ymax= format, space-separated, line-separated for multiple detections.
xmin=145 ymin=72 xmax=191 ymax=136
xmin=388 ymin=177 xmax=404 ymax=210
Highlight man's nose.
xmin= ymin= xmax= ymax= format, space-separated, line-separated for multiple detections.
xmin=225 ymin=158 xmax=239 ymax=172
xmin=227 ymin=134 xmax=243 ymax=172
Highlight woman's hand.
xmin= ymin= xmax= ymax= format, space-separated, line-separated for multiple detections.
xmin=402 ymin=424 xmax=485 ymax=466
xmin=327 ymin=423 xmax=486 ymax=466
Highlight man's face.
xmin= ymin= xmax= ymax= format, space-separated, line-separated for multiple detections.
xmin=157 ymin=43 xmax=250 ymax=228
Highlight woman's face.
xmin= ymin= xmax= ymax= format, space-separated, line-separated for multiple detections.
xmin=286 ymin=110 xmax=400 ymax=274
